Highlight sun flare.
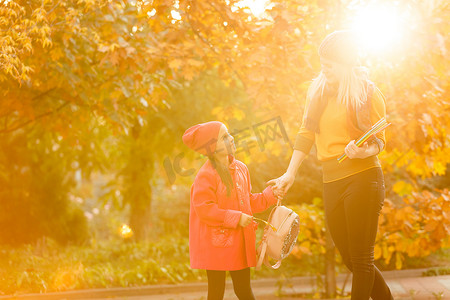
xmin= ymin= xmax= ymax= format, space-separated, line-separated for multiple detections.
xmin=350 ymin=4 xmax=408 ymax=54
xmin=236 ymin=0 xmax=271 ymax=18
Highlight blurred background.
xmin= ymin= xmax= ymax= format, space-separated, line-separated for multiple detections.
xmin=0 ymin=0 xmax=449 ymax=296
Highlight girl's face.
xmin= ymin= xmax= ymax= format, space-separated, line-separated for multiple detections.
xmin=320 ymin=57 xmax=340 ymax=84
xmin=215 ymin=125 xmax=236 ymax=157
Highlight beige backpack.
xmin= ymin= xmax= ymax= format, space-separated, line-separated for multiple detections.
xmin=256 ymin=202 xmax=300 ymax=270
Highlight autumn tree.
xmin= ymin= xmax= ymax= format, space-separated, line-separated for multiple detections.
xmin=1 ymin=0 xmax=449 ymax=255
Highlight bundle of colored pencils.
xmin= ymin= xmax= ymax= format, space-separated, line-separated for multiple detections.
xmin=337 ymin=117 xmax=391 ymax=163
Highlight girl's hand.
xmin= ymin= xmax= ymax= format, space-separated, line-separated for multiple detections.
xmin=345 ymin=140 xmax=369 ymax=159
xmin=238 ymin=213 xmax=253 ymax=227
xmin=271 ymin=185 xmax=284 ymax=201
xmin=266 ymin=173 xmax=295 ymax=201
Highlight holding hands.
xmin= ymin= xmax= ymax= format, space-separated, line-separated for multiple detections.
xmin=267 ymin=173 xmax=295 ymax=202
xmin=238 ymin=173 xmax=291 ymax=228
xmin=238 ymin=174 xmax=292 ymax=228
xmin=262 ymin=138 xmax=376 ymax=207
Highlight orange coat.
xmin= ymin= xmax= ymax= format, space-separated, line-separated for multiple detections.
xmin=189 ymin=156 xmax=277 ymax=271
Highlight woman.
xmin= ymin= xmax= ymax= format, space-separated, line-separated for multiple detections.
xmin=268 ymin=31 xmax=393 ymax=299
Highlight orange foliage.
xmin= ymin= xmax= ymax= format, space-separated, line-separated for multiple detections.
xmin=1 ymin=0 xmax=449 ymax=252
xmin=376 ymin=189 xmax=450 ymax=269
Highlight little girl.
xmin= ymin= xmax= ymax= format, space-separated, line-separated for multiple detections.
xmin=182 ymin=121 xmax=280 ymax=300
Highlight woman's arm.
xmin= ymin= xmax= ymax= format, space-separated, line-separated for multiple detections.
xmin=267 ymin=149 xmax=308 ymax=199
xmin=267 ymin=94 xmax=315 ymax=199
xmin=286 ymin=149 xmax=308 ymax=178
xmin=371 ymin=87 xmax=387 ymax=150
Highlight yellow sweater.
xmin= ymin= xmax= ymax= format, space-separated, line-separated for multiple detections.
xmin=294 ymin=87 xmax=387 ymax=183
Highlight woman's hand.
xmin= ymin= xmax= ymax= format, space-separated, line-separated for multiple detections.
xmin=266 ymin=173 xmax=295 ymax=201
xmin=238 ymin=213 xmax=253 ymax=227
xmin=345 ymin=140 xmax=370 ymax=159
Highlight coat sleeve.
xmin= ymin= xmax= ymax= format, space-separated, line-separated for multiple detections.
xmin=371 ymin=87 xmax=387 ymax=151
xmin=243 ymin=166 xmax=277 ymax=214
xmin=191 ymin=170 xmax=241 ymax=228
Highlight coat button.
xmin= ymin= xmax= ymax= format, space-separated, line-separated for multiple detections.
xmin=240 ymin=200 xmax=244 ymax=205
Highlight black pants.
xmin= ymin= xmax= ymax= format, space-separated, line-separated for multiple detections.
xmin=206 ymin=268 xmax=255 ymax=300
xmin=323 ymin=167 xmax=393 ymax=300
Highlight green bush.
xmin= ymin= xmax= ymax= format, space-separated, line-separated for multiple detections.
xmin=0 ymin=237 xmax=201 ymax=295
xmin=0 ymin=132 xmax=88 ymax=246
xmin=0 ymin=232 xmax=325 ymax=295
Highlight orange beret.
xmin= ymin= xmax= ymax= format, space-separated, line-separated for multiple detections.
xmin=182 ymin=121 xmax=224 ymax=155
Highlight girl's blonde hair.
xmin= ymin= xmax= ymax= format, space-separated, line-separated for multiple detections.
xmin=306 ymin=65 xmax=369 ymax=109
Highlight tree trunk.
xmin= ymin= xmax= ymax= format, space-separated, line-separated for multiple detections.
xmin=129 ymin=185 xmax=152 ymax=241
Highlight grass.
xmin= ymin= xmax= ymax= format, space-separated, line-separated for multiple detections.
xmin=0 ymin=237 xmax=203 ymax=295
xmin=1 ymin=237 xmax=448 ymax=296
xmin=423 ymin=267 xmax=450 ymax=277
xmin=0 ymin=235 xmax=326 ymax=295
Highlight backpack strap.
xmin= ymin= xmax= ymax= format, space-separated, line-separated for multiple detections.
xmin=257 ymin=239 xmax=283 ymax=270
xmin=264 ymin=256 xmax=282 ymax=269
xmin=256 ymin=208 xmax=276 ymax=270
xmin=256 ymin=239 xmax=267 ymax=270
xmin=256 ymin=205 xmax=284 ymax=270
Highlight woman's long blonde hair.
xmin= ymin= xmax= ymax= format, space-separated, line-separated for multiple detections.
xmin=307 ymin=65 xmax=370 ymax=109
